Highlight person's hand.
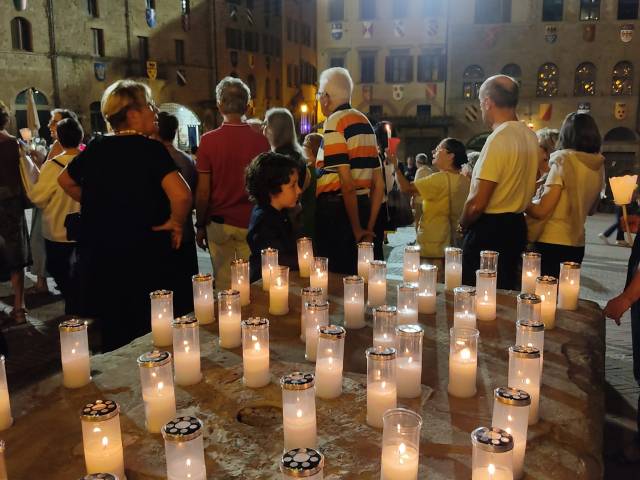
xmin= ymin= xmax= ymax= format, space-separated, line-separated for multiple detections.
xmin=603 ymin=294 xmax=632 ymax=326
xmin=196 ymin=227 xmax=208 ymax=250
xmin=387 ymin=151 xmax=398 ymax=168
xmin=354 ymin=228 xmax=375 ymax=243
xmin=153 ymin=219 xmax=183 ymax=249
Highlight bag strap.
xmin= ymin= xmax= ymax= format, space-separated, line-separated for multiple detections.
xmin=50 ymin=158 xmax=65 ymax=169
xmin=446 ymin=173 xmax=455 ymax=241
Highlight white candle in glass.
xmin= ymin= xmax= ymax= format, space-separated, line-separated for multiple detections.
xmin=281 ymin=372 xmax=317 ymax=451
xmin=417 ymin=264 xmax=437 ymax=314
xmin=269 ymin=266 xmax=290 ymax=316
xmin=241 ymin=318 xmax=270 ymax=388
xmin=297 ymin=237 xmax=314 ymax=278
xmin=381 ymin=443 xmax=419 ymax=480
xmin=305 ymin=300 xmax=329 ymax=362
xmin=492 ymin=387 xmax=531 ymax=480
xmin=366 ymin=346 xmax=397 ymax=428
xmin=218 ymin=289 xmax=242 ymax=348
xmin=314 ymin=325 xmax=345 ymax=399
xmin=343 ymin=276 xmax=366 ymax=329
xmin=521 ymin=252 xmax=541 ymax=294
xmin=0 ymin=357 xmax=12 ymax=431
xmin=162 ymin=416 xmax=207 ymax=480
xmin=558 ymin=262 xmax=580 ymax=310
xmin=59 ymin=319 xmax=91 ymax=389
xmin=516 ymin=318 xmax=545 ymax=376
xmin=453 ymin=286 xmax=477 ymax=329
xmin=476 ymin=269 xmax=497 ymax=321
xmin=448 ymin=327 xmax=479 ymax=398
xmin=368 ymin=260 xmax=387 ymax=308
xmin=535 ymin=276 xmax=557 ymax=330
xmin=281 ymin=448 xmax=325 ymax=479
xmin=150 ymin=289 xmax=174 ymax=347
xmin=231 ymin=259 xmax=250 ymax=307
xmin=444 ymin=247 xmax=463 ymax=291
xmin=357 ymin=242 xmax=374 ymax=282
xmin=480 ymin=250 xmax=499 ymax=273
xmin=300 ymin=287 xmax=323 ymax=342
xmin=310 ymin=257 xmax=329 ymax=300
xmin=471 ymin=427 xmax=514 ymax=480
xmin=172 ymin=315 xmax=202 ymax=386
xmin=374 ymin=305 xmax=397 ymax=350
xmin=403 ymin=245 xmax=421 ymax=284
xmin=137 ymin=351 xmax=176 ymax=434
xmin=380 ymin=408 xmax=422 ymax=480
xmin=395 ymin=325 xmax=423 ymax=399
xmin=397 ymin=283 xmax=418 ymax=325
xmin=261 ymin=247 xmax=278 ymax=291
xmin=508 ymin=345 xmax=542 ymax=425
xmin=80 ymin=400 xmax=125 ymax=480
xmin=192 ymin=274 xmax=214 ymax=325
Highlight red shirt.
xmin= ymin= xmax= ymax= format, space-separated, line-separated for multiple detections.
xmin=196 ymin=123 xmax=269 ymax=228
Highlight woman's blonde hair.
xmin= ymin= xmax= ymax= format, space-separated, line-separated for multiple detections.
xmin=536 ymin=128 xmax=559 ymax=154
xmin=264 ymin=107 xmax=301 ymax=152
xmin=101 ymin=80 xmax=154 ymax=129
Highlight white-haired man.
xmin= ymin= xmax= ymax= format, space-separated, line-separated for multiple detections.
xmin=315 ymin=67 xmax=384 ymax=274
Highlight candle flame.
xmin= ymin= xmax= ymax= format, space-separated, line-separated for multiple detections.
xmin=507 ymin=414 xmax=513 ymax=422
xmin=254 ymin=342 xmax=261 ymax=352
xmin=151 ymin=372 xmax=157 ymax=378
xmin=506 ymin=427 xmax=512 ymax=434
xmin=483 ymin=293 xmax=489 ymax=302
xmin=460 ymin=348 xmax=471 ymax=360
xmin=381 ymin=381 xmax=386 ymax=389
xmin=101 ymin=436 xmax=109 ymax=448
xmin=296 ymin=409 xmax=303 ymax=418
xmin=488 ymin=463 xmax=495 ymax=475
xmin=527 ymin=271 xmax=533 ymax=278
xmin=185 ymin=345 xmax=190 ymax=354
xmin=525 ymin=378 xmax=531 ymax=385
xmin=186 ymin=458 xmax=191 ymax=467
xmin=92 ymin=427 xmax=101 ymax=433
xmin=327 ymin=348 xmax=333 ymax=354
xmin=251 ymin=335 xmax=258 ymax=342
xmin=399 ymin=442 xmax=406 ymax=455
xmin=71 ymin=348 xmax=76 ymax=355
xmin=407 ymin=355 xmax=412 ymax=363
xmin=158 ymin=313 xmax=163 ymax=319
xmin=157 ymin=381 xmax=164 ymax=391
xmin=277 ymin=277 xmax=282 ymax=287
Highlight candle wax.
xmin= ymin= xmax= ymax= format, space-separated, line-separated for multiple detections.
xmin=152 ymin=313 xmax=173 ymax=347
xmin=310 ymin=272 xmax=328 ymax=300
xmin=397 ymin=308 xmax=418 ymax=325
xmin=403 ymin=268 xmax=419 ymax=284
xmin=193 ymin=295 xmax=215 ymax=325
xmin=471 ymin=466 xmax=513 ymax=480
xmin=373 ymin=333 xmax=396 ymax=350
xmin=381 ymin=443 xmax=419 ymax=480
xmin=476 ymin=298 xmax=496 ymax=321
xmin=219 ymin=310 xmax=242 ymax=348
xmin=305 ymin=325 xmax=320 ymax=361
xmin=418 ymin=293 xmax=436 ymax=314
xmin=366 ymin=381 xmax=397 ymax=428
xmin=298 ymin=252 xmax=311 ymax=278
xmin=84 ymin=438 xmax=125 ymax=480
xmin=358 ymin=261 xmax=370 ymax=282
xmin=261 ymin=266 xmax=272 ymax=291
xmin=445 ymin=264 xmax=462 ymax=291
xmin=62 ymin=354 xmax=91 ymax=388
xmin=236 ymin=280 xmax=250 ymax=307
xmin=243 ymin=344 xmax=270 ymax=388
xmin=396 ymin=357 xmax=422 ymax=399
xmin=174 ymin=349 xmax=202 ymax=386
xmin=558 ymin=281 xmax=579 ymax=310
xmin=270 ymin=284 xmax=289 ymax=315
xmin=454 ymin=312 xmax=476 ymax=329
xmin=315 ymin=357 xmax=343 ymax=399
xmin=521 ymin=270 xmax=536 ymax=294
xmin=344 ymin=298 xmax=365 ymax=329
xmin=0 ymin=388 xmax=12 ymax=431
xmin=283 ymin=409 xmax=317 ymax=451
xmin=448 ymin=350 xmax=477 ymax=398
xmin=368 ymin=280 xmax=386 ymax=307
xmin=142 ymin=384 xmax=176 ymax=433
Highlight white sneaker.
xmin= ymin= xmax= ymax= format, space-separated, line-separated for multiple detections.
xmin=597 ymin=233 xmax=610 ymax=244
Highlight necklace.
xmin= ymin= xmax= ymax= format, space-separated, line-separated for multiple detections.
xmin=113 ymin=129 xmax=145 ymax=136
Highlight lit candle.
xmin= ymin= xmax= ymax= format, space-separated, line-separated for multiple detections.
xmin=241 ymin=318 xmax=270 ymax=388
xmin=281 ymin=448 xmax=324 ymax=480
xmin=270 ymin=266 xmax=290 ymax=316
xmin=480 ymin=250 xmax=499 ymax=273
xmin=80 ymin=400 xmax=125 ymax=480
xmin=374 ymin=305 xmax=398 ymax=350
xmin=231 ymin=259 xmax=250 ymax=307
xmin=535 ymin=276 xmax=557 ymax=330
xmin=508 ymin=345 xmax=541 ymax=425
xmin=281 ymin=372 xmax=317 ymax=451
xmin=516 ymin=318 xmax=545 ymax=376
xmin=310 ymin=257 xmax=329 ymax=301
xmin=261 ymin=247 xmax=278 ymax=291
xmin=395 ymin=325 xmax=423 ymax=399
xmin=217 ymin=289 xmax=242 ymax=348
xmin=558 ymin=262 xmax=580 ymax=310
xmin=59 ymin=319 xmax=91 ymax=389
xmin=516 ymin=293 xmax=541 ymax=324
xmin=397 ymin=283 xmax=418 ymax=325
xmin=448 ymin=327 xmax=479 ymax=398
xmin=492 ymin=387 xmax=531 ymax=480
xmin=403 ymin=245 xmax=421 ymax=284
xmin=366 ymin=346 xmax=397 ymax=428
xmin=453 ymin=286 xmax=477 ymax=329
xmin=305 ymin=300 xmax=329 ymax=362
xmin=471 ymin=427 xmax=514 ymax=480
xmin=476 ymin=269 xmax=497 ymax=321
xmin=521 ymin=252 xmax=541 ymax=294
xmin=343 ymin=276 xmax=365 ymax=329
xmin=445 ymin=247 xmax=463 ymax=291
xmin=0 ymin=357 xmax=12 ymax=431
xmin=358 ymin=242 xmax=374 ymax=282
xmin=300 ymin=287 xmax=323 ymax=342
xmin=314 ymin=325 xmax=345 ymax=399
xmin=172 ymin=315 xmax=202 ymax=386
xmin=368 ymin=260 xmax=387 ymax=308
xmin=191 ymin=274 xmax=215 ymax=325
xmin=137 ymin=351 xmax=177 ymax=433
xmin=417 ymin=264 xmax=437 ymax=314
xmin=380 ymin=408 xmax=422 ymax=480
xmin=150 ymin=289 xmax=174 ymax=347
xmin=162 ymin=416 xmax=207 ymax=480
xmin=297 ymin=237 xmax=314 ymax=278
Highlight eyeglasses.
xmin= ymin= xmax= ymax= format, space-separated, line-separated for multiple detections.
xmin=315 ymin=91 xmax=329 ymax=101
xmin=432 ymin=147 xmax=449 ymax=155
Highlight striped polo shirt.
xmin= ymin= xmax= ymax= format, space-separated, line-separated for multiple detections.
xmin=316 ymin=103 xmax=380 ymax=195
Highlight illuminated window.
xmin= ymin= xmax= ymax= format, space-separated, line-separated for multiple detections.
xmin=536 ymin=63 xmax=559 ymax=97
xmin=580 ymin=0 xmax=600 ymax=20
xmin=463 ymin=65 xmax=484 ymax=99
xmin=574 ymin=62 xmax=596 ymax=96
xmin=612 ymin=61 xmax=633 ymax=95
xmin=501 ymin=63 xmax=522 ymax=83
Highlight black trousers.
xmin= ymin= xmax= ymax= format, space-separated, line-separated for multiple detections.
xmin=534 ymin=242 xmax=585 ymax=278
xmin=462 ymin=213 xmax=527 ymax=291
xmin=316 ymin=193 xmax=371 ymax=275
xmin=44 ymin=239 xmax=77 ymax=314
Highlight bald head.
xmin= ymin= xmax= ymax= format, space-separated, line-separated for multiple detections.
xmin=318 ymin=67 xmax=353 ymax=105
xmin=479 ymin=75 xmax=519 ymax=109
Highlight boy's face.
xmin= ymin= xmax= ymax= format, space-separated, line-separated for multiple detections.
xmin=271 ymin=170 xmax=301 ymax=210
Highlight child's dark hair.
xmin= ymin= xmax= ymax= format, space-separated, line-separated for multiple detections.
xmin=245 ymin=151 xmax=299 ymax=206
xmin=56 ymin=118 xmax=84 ymax=148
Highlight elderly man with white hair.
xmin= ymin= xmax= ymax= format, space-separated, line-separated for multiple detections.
xmin=315 ymin=67 xmax=384 ymax=274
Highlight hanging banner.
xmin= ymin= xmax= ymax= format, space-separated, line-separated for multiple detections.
xmin=362 ymin=21 xmax=373 ymax=39
xmin=425 ymin=83 xmax=438 ymax=100
xmin=392 ymin=85 xmax=404 ymax=101
xmin=331 ymin=22 xmax=343 ymax=40
xmin=583 ymin=24 xmax=595 ymax=42
xmin=465 ymin=104 xmax=479 ymax=122
xmin=94 ymin=62 xmax=106 ymax=81
xmin=393 ymin=20 xmax=405 ymax=38
xmin=145 ymin=8 xmax=157 ymax=28
xmin=538 ymin=103 xmax=552 ymax=121
xmin=146 ymin=60 xmax=157 ymax=80
xmin=615 ymin=102 xmax=627 ymax=120
xmin=621 ymin=24 xmax=634 ymax=43
xmin=545 ymin=25 xmax=557 ymax=44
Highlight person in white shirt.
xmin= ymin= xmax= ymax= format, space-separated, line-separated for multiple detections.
xmin=28 ymin=118 xmax=82 ymax=313
xmin=459 ymin=75 xmax=540 ymax=289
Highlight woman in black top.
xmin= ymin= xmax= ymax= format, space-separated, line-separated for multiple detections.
xmin=58 ymin=80 xmax=192 ymax=352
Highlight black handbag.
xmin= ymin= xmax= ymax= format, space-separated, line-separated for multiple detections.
xmin=64 ymin=212 xmax=81 ymax=241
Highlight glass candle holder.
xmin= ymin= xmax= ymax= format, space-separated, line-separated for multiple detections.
xmin=172 ymin=315 xmax=202 ymax=386
xmin=59 ymin=318 xmax=91 ymax=389
xmin=492 ymin=387 xmax=531 ymax=480
xmin=521 ymin=252 xmax=541 ymax=294
xmin=448 ymin=327 xmax=479 ymax=398
xmin=366 ymin=346 xmax=397 ymax=428
xmin=300 ymin=287 xmax=323 ymax=341
xmin=445 ymin=247 xmax=463 ymax=291
xmin=397 ymin=283 xmax=418 ymax=325
xmin=297 ymin=237 xmax=314 ymax=278
xmin=418 ymin=264 xmax=437 ymax=314
xmin=508 ymin=346 xmax=541 ymax=425
xmin=516 ymin=293 xmax=541 ymax=324
xmin=281 ymin=372 xmax=317 ymax=451
xmin=281 ymin=448 xmax=324 ymax=480
xmin=558 ymin=262 xmax=581 ymax=311
xmin=535 ymin=276 xmax=557 ymax=330
xmin=314 ymin=325 xmax=346 ymax=399
xmin=471 ymin=426 xmax=514 ymax=480
xmin=476 ymin=269 xmax=497 ymax=321
xmin=191 ymin=274 xmax=214 ymax=325
xmin=150 ymin=289 xmax=173 ymax=347
xmin=516 ymin=319 xmax=545 ymax=372
xmin=395 ymin=324 xmax=423 ymax=399
xmin=358 ymin=241 xmax=375 ymax=282
xmin=453 ymin=286 xmax=477 ymax=329
xmin=373 ymin=305 xmax=398 ymax=350
xmin=480 ymin=250 xmax=499 ymax=273
xmin=80 ymin=400 xmax=125 ymax=479
xmin=343 ymin=276 xmax=365 ymax=329
xmin=403 ymin=245 xmax=421 ymax=284
xmin=310 ymin=257 xmax=329 ymax=300
xmin=241 ymin=317 xmax=270 ymax=388
xmin=261 ymin=247 xmax=278 ymax=291
xmin=0 ymin=356 xmax=12 ymax=431
xmin=305 ymin=300 xmax=330 ymax=362
xmin=137 ymin=351 xmax=177 ymax=434
xmin=231 ymin=259 xmax=250 ymax=307
xmin=368 ymin=260 xmax=387 ymax=307
xmin=162 ymin=416 xmax=206 ymax=480
xmin=218 ymin=289 xmax=242 ymax=348
xmin=380 ymin=408 xmax=422 ymax=480
xmin=270 ymin=266 xmax=290 ymax=315
xmin=80 ymin=474 xmax=119 ymax=480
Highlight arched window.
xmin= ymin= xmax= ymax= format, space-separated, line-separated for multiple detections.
xmin=463 ymin=65 xmax=484 ymax=99
xmin=612 ymin=61 xmax=633 ymax=96
xmin=536 ymin=63 xmax=559 ymax=97
xmin=11 ymin=17 xmax=32 ymax=51
xmin=501 ymin=63 xmax=522 ymax=85
xmin=574 ymin=62 xmax=596 ymax=96
xmin=14 ymin=88 xmax=49 ymax=136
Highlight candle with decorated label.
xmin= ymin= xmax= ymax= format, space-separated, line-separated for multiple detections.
xmin=150 ymin=289 xmax=173 ymax=347
xmin=535 ymin=276 xmax=557 ymax=330
xmin=296 ymin=237 xmax=314 ymax=278
xmin=476 ymin=269 xmax=497 ymax=321
xmin=558 ymin=262 xmax=580 ymax=310
xmin=397 ymin=283 xmax=418 ymax=325
xmin=80 ymin=400 xmax=125 ymax=479
xmin=314 ymin=325 xmax=345 ymax=399
xmin=261 ymin=247 xmax=278 ymax=291
xmin=395 ymin=325 xmax=423 ymax=399
xmin=492 ymin=387 xmax=531 ymax=479
xmin=417 ymin=264 xmax=437 ymax=314
xmin=358 ymin=242 xmax=374 ymax=282
xmin=445 ymin=247 xmax=463 ymax=291
xmin=270 ymin=266 xmax=290 ymax=315
xmin=310 ymin=257 xmax=329 ymax=300
xmin=343 ymin=276 xmax=365 ymax=329
xmin=231 ymin=259 xmax=250 ymax=307
xmin=471 ymin=427 xmax=514 ymax=480
xmin=218 ymin=290 xmax=242 ymax=348
xmin=521 ymin=252 xmax=541 ymax=294
xmin=191 ymin=274 xmax=214 ymax=325
xmin=300 ymin=287 xmax=323 ymax=341
xmin=137 ymin=351 xmax=177 ymax=433
xmin=368 ymin=260 xmax=387 ymax=307
xmin=281 ymin=448 xmax=324 ymax=480
xmin=172 ymin=315 xmax=202 ymax=386
xmin=241 ymin=318 xmax=270 ymax=388
xmin=403 ymin=245 xmax=421 ymax=284
xmin=281 ymin=372 xmax=317 ymax=450
xmin=366 ymin=346 xmax=397 ymax=428
xmin=380 ymin=408 xmax=422 ymax=480
xmin=508 ymin=345 xmax=541 ymax=425
xmin=162 ymin=416 xmax=207 ymax=480
xmin=448 ymin=327 xmax=479 ymax=398
xmin=59 ymin=318 xmax=91 ymax=389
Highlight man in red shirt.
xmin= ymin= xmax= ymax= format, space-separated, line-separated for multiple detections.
xmin=195 ymin=77 xmax=269 ymax=288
